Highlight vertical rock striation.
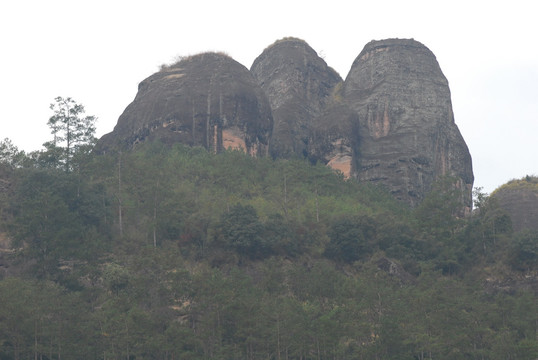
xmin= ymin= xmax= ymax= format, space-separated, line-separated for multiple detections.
xmin=343 ymin=39 xmax=473 ymax=208
xmin=251 ymin=38 xmax=342 ymax=158
xmin=96 ymin=38 xmax=474 ymax=209
xmin=97 ymin=52 xmax=273 ymax=156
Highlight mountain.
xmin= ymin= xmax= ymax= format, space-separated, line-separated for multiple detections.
xmin=96 ymin=52 xmax=273 ymax=156
xmin=343 ymin=39 xmax=474 ymax=209
xmin=96 ymin=38 xmax=474 ymax=208
xmin=250 ymin=37 xmax=342 ymax=159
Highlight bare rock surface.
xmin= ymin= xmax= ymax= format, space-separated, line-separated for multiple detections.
xmin=96 ymin=38 xmax=474 ymax=209
xmin=251 ymin=38 xmax=342 ymax=158
xmin=343 ymin=39 xmax=473 ymax=208
xmin=97 ymin=52 xmax=273 ymax=156
xmin=376 ymin=257 xmax=416 ymax=285
xmin=308 ymin=101 xmax=359 ymax=178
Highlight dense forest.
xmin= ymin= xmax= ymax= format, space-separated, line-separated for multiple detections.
xmin=0 ymin=101 xmax=536 ymax=359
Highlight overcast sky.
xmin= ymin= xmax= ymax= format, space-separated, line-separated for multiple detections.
xmin=1 ymin=0 xmax=536 ymax=194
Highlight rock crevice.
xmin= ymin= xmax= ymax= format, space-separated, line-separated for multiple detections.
xmin=343 ymin=38 xmax=473 ymax=208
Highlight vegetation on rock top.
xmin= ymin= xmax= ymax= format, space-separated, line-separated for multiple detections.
xmin=493 ymin=175 xmax=538 ymax=194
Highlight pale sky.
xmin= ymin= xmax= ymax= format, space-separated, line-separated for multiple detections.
xmin=1 ymin=0 xmax=536 ymax=194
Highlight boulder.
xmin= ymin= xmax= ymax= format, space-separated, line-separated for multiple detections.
xmin=343 ymin=39 xmax=473 ymax=208
xmin=97 ymin=52 xmax=273 ymax=156
xmin=376 ymin=257 xmax=416 ymax=285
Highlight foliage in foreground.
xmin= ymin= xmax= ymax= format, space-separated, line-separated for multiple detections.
xmin=0 ymin=142 xmax=536 ymax=360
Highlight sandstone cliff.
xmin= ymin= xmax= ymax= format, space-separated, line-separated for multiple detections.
xmin=343 ymin=39 xmax=474 ymax=208
xmin=97 ymin=38 xmax=474 ymax=208
xmin=97 ymin=52 xmax=273 ymax=156
xmin=307 ymin=100 xmax=359 ymax=179
xmin=251 ymin=38 xmax=342 ymax=158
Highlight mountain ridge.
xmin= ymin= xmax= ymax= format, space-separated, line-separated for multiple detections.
xmin=96 ymin=37 xmax=473 ymax=208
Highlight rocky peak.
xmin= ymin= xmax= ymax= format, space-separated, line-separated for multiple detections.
xmin=343 ymin=38 xmax=473 ymax=209
xmin=96 ymin=38 xmax=474 ymax=209
xmin=251 ymin=37 xmax=342 ymax=158
xmin=97 ymin=52 xmax=273 ymax=156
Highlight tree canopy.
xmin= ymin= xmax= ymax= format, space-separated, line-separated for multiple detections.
xmin=0 ymin=107 xmax=536 ymax=359
xmin=44 ymin=96 xmax=97 ymax=171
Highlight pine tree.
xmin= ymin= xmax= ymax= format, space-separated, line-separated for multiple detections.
xmin=45 ymin=96 xmax=97 ymax=172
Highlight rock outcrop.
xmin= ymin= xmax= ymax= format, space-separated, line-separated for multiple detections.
xmin=251 ymin=38 xmax=342 ymax=158
xmin=491 ymin=176 xmax=538 ymax=233
xmin=307 ymin=101 xmax=359 ymax=178
xmin=97 ymin=52 xmax=273 ymax=156
xmin=97 ymin=38 xmax=474 ymax=209
xmin=343 ymin=39 xmax=474 ymax=208
xmin=376 ymin=257 xmax=416 ymax=285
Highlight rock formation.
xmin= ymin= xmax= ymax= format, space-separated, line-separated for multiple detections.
xmin=343 ymin=39 xmax=474 ymax=208
xmin=307 ymin=100 xmax=359 ymax=179
xmin=491 ymin=176 xmax=538 ymax=233
xmin=251 ymin=38 xmax=342 ymax=158
xmin=376 ymin=257 xmax=416 ymax=284
xmin=97 ymin=38 xmax=474 ymax=209
xmin=97 ymin=52 xmax=273 ymax=156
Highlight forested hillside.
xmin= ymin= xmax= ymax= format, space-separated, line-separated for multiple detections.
xmin=0 ymin=141 xmax=536 ymax=359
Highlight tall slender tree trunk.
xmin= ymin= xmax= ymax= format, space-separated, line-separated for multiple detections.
xmin=153 ymin=191 xmax=157 ymax=248
xmin=277 ymin=313 xmax=281 ymax=360
xmin=315 ymin=185 xmax=320 ymax=223
xmin=65 ymin=99 xmax=71 ymax=173
xmin=34 ymin=319 xmax=38 ymax=360
xmin=118 ymin=152 xmax=123 ymax=238
xmin=283 ymin=173 xmax=288 ymax=217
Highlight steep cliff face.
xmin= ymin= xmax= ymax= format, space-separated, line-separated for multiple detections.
xmin=343 ymin=39 xmax=474 ymax=208
xmin=96 ymin=38 xmax=474 ymax=209
xmin=308 ymin=101 xmax=359 ymax=178
xmin=97 ymin=52 xmax=273 ymax=156
xmin=251 ymin=38 xmax=342 ymax=158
